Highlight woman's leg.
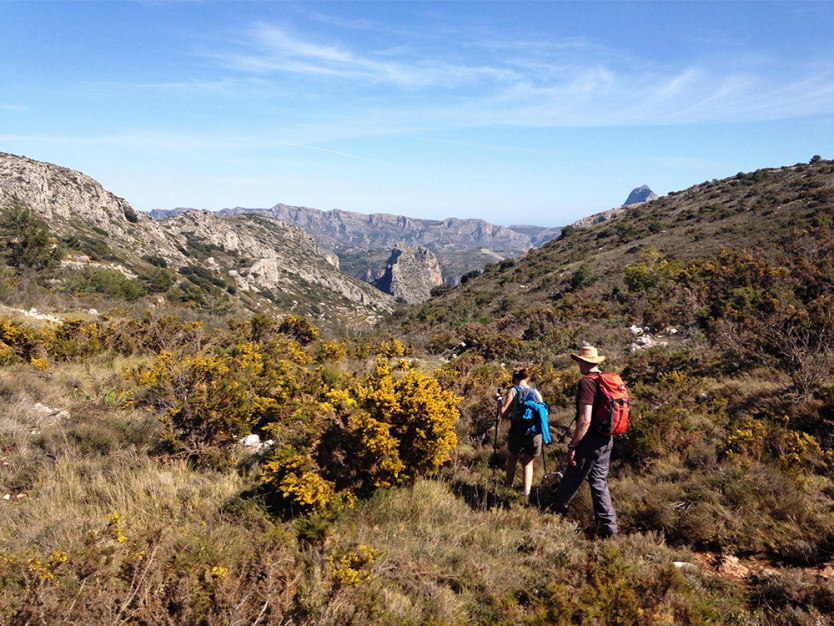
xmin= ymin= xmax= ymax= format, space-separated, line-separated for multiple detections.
xmin=522 ymin=454 xmax=535 ymax=496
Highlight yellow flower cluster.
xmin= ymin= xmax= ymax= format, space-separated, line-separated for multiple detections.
xmin=262 ymin=452 xmax=336 ymax=510
xmin=327 ymin=545 xmax=384 ymax=588
xmin=724 ymin=416 xmax=833 ymax=474
xmin=777 ymin=429 xmax=833 ymax=474
xmin=27 ymin=551 xmax=68 ymax=581
xmin=317 ymin=340 xmax=348 ymax=363
xmin=724 ymin=416 xmax=767 ymax=459
xmin=347 ymin=412 xmax=405 ymax=487
xmin=107 ymin=512 xmax=128 ymax=543
xmin=350 ymin=357 xmax=460 ymax=482
xmin=379 ymin=338 xmax=407 ymax=358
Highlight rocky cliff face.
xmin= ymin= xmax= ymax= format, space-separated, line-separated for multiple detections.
xmin=0 ymin=152 xmax=392 ymax=324
xmin=623 ymin=185 xmax=659 ymax=206
xmin=374 ymin=244 xmax=444 ymax=305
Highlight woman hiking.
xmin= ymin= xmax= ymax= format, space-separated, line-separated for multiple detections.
xmin=497 ymin=368 xmax=544 ymax=501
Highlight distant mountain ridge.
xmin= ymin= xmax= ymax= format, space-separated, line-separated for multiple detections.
xmin=150 ymin=204 xmax=561 ymax=285
xmin=507 ymin=224 xmax=563 ymax=246
xmin=150 ymin=205 xmax=535 ymax=253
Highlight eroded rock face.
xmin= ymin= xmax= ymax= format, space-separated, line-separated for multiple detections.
xmin=374 ymin=243 xmax=443 ymax=305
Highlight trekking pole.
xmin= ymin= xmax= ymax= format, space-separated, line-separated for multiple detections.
xmin=490 ymin=388 xmax=502 ymax=509
xmin=557 ymin=417 xmax=577 ymax=444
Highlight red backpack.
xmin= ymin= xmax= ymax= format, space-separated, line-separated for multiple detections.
xmin=586 ymin=373 xmax=631 ymax=436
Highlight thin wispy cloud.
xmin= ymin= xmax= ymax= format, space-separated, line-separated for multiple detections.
xmin=214 ymin=23 xmax=519 ymax=88
xmin=204 ymin=21 xmax=834 ymax=130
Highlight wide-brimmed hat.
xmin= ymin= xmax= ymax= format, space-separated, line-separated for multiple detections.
xmin=570 ymin=346 xmax=606 ymax=364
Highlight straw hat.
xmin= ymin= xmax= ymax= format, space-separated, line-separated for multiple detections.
xmin=570 ymin=346 xmax=606 ymax=364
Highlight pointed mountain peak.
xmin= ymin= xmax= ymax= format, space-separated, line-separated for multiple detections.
xmin=623 ymin=185 xmax=659 ymax=206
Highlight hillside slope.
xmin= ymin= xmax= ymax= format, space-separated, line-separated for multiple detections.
xmin=0 ymin=152 xmax=393 ymax=325
xmin=161 ymin=210 xmax=394 ymax=318
xmin=390 ymin=157 xmax=834 ymax=568
xmin=403 ymin=158 xmax=834 ymax=339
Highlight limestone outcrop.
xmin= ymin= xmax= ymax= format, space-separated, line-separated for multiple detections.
xmin=374 ymin=244 xmax=444 ymax=305
xmin=161 ymin=211 xmax=394 ymax=312
xmin=0 ymin=151 xmax=186 ymax=266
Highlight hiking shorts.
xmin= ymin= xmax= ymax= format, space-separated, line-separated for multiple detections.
xmin=508 ymin=432 xmax=542 ymax=458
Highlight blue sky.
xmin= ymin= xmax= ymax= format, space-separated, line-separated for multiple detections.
xmin=1 ymin=1 xmax=833 ymax=226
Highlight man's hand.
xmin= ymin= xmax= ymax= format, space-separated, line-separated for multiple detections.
xmin=567 ymin=449 xmax=577 ymax=466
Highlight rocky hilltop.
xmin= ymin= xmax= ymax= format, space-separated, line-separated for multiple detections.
xmin=373 ymin=244 xmax=443 ymax=305
xmin=623 ymin=185 xmax=659 ymax=206
xmin=571 ymin=186 xmax=661 ymax=229
xmin=0 ymin=151 xmax=185 ymax=265
xmin=0 ymin=152 xmax=393 ymax=324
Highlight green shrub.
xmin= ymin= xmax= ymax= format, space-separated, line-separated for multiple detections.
xmin=460 ymin=269 xmax=481 ymax=284
xmin=558 ymin=225 xmax=576 ymax=240
xmin=141 ymin=254 xmax=168 ymax=268
xmin=0 ymin=204 xmax=63 ymax=273
xmin=139 ymin=267 xmax=173 ymax=293
xmin=570 ymin=264 xmax=598 ymax=290
xmin=430 ymin=282 xmax=453 ymax=297
xmin=69 ymin=268 xmax=146 ymax=301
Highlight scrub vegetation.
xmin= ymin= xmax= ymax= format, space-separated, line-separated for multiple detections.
xmin=1 ymin=158 xmax=834 ymax=624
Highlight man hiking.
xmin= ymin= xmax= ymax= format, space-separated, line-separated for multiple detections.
xmin=497 ymin=368 xmax=544 ymax=501
xmin=550 ymin=346 xmax=619 ymax=537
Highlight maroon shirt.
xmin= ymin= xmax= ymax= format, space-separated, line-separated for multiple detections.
xmin=576 ymin=373 xmax=599 ymax=418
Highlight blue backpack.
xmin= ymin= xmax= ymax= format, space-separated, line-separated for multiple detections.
xmin=511 ymin=385 xmax=551 ymax=443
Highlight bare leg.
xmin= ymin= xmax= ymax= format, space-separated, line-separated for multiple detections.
xmin=505 ymin=453 xmax=519 ymax=487
xmin=522 ymin=454 xmax=535 ymax=495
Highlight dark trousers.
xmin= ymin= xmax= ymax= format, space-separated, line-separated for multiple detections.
xmin=550 ymin=431 xmax=618 ymax=536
